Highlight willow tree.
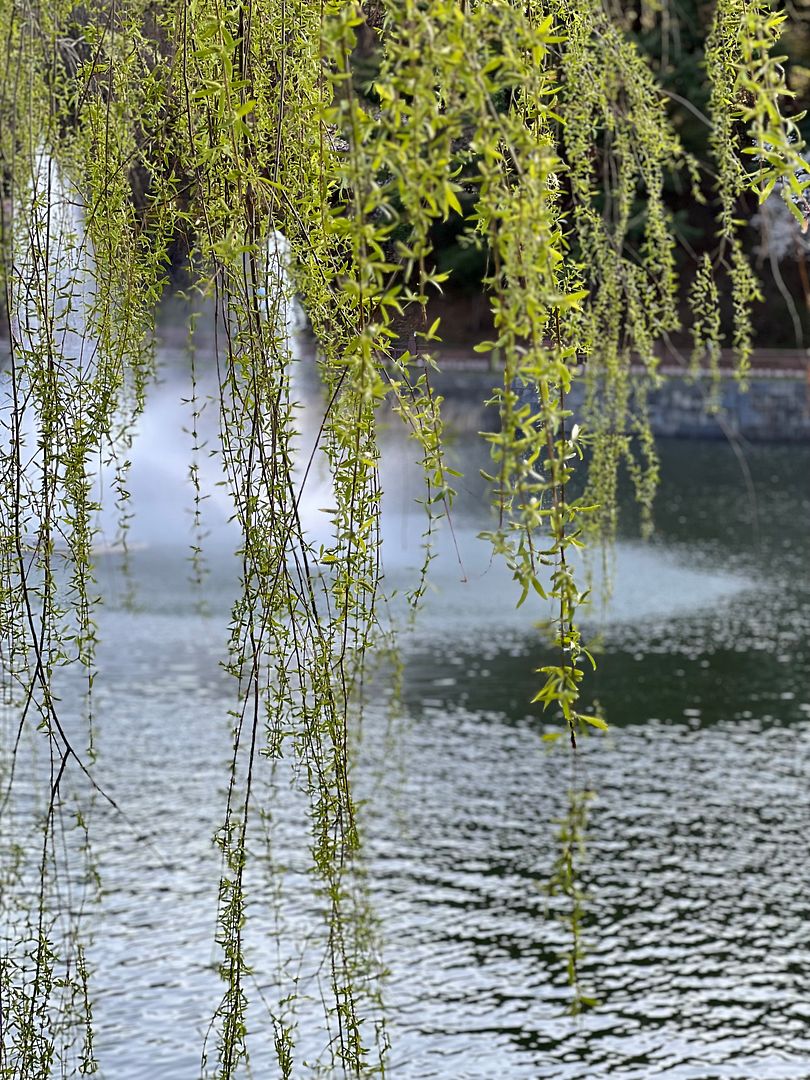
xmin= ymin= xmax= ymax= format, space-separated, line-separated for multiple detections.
xmin=0 ymin=0 xmax=804 ymax=1076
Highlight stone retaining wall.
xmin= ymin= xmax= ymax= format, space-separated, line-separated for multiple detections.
xmin=428 ymin=361 xmax=810 ymax=441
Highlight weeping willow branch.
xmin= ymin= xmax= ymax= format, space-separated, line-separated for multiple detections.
xmin=0 ymin=0 xmax=805 ymax=1074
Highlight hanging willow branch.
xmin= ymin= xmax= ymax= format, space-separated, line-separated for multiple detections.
xmin=0 ymin=0 xmax=806 ymax=1075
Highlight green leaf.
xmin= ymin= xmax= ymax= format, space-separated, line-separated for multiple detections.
xmin=785 ymin=195 xmax=806 ymax=225
xmin=579 ymin=714 xmax=608 ymax=731
xmin=445 ymin=186 xmax=463 ymax=216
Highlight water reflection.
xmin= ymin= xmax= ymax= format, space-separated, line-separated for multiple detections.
xmin=58 ymin=328 xmax=810 ymax=1076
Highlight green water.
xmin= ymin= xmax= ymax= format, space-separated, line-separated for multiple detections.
xmin=360 ymin=435 xmax=810 ymax=1078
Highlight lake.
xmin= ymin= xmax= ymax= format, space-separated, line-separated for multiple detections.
xmin=5 ymin=340 xmax=810 ymax=1079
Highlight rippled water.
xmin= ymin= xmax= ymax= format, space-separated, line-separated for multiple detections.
xmin=364 ymin=436 xmax=810 ymax=1080
xmin=11 ymin=356 xmax=810 ymax=1078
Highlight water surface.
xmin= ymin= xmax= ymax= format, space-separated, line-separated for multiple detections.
xmin=34 ymin=361 xmax=810 ymax=1077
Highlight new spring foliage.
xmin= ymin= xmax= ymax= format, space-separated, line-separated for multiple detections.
xmin=0 ymin=0 xmax=805 ymax=1075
